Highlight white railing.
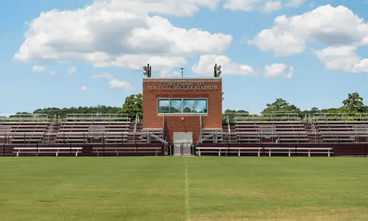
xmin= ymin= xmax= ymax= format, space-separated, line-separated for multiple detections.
xmin=65 ymin=113 xmax=130 ymax=122
xmin=311 ymin=113 xmax=368 ymax=122
xmin=234 ymin=112 xmax=301 ymax=122
xmin=1 ymin=114 xmax=48 ymax=122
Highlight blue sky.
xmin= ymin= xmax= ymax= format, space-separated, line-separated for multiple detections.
xmin=1 ymin=0 xmax=368 ymax=116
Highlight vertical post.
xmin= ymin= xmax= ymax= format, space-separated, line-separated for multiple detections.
xmin=213 ymin=132 xmax=218 ymax=144
xmin=103 ymin=136 xmax=105 ymax=156
xmin=147 ymin=132 xmax=151 ymax=144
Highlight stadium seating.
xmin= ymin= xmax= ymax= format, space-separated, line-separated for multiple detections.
xmin=234 ymin=121 xmax=308 ymax=144
xmin=0 ymin=122 xmax=49 ymax=144
xmin=314 ymin=122 xmax=368 ymax=143
xmin=1 ymin=112 xmax=367 ymax=157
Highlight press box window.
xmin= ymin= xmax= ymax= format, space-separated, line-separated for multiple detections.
xmin=170 ymin=99 xmax=182 ymax=113
xmin=158 ymin=99 xmax=207 ymax=114
xmin=157 ymin=99 xmax=170 ymax=113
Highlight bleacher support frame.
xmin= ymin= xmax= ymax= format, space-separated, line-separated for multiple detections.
xmin=2 ymin=112 xmax=368 ymax=157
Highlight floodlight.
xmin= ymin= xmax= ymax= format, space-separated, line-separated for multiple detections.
xmin=216 ymin=65 xmax=222 ymax=77
xmin=214 ymin=63 xmax=222 ymax=77
xmin=143 ymin=64 xmax=151 ymax=77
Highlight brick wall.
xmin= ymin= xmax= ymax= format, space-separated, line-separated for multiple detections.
xmin=164 ymin=115 xmax=200 ymax=143
xmin=143 ymin=78 xmax=222 ymax=143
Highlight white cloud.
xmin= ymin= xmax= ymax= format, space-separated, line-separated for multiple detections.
xmin=93 ymin=72 xmax=136 ymax=91
xmin=127 ymin=16 xmax=232 ymax=56
xmin=192 ymin=54 xmax=255 ymax=76
xmin=313 ymin=46 xmax=368 ymax=73
xmin=249 ymin=5 xmax=368 ymax=56
xmin=32 ymin=65 xmax=46 ymax=73
xmin=285 ymin=0 xmax=304 ymax=7
xmin=223 ymin=0 xmax=261 ymax=12
xmin=223 ymin=0 xmax=303 ymax=12
xmin=109 ymin=79 xmax=134 ymax=91
xmin=192 ymin=54 xmax=293 ymax=79
xmin=80 ymin=86 xmax=88 ymax=92
xmin=48 ymin=71 xmax=58 ymax=76
xmin=96 ymin=0 xmax=220 ymax=17
xmin=93 ymin=72 xmax=114 ymax=79
xmin=67 ymin=67 xmax=77 ymax=76
xmin=264 ymin=63 xmax=294 ymax=78
xmin=262 ymin=1 xmax=282 ymax=13
xmin=14 ymin=0 xmax=231 ymax=76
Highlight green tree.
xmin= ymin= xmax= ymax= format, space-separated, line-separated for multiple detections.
xmin=340 ymin=92 xmax=364 ymax=113
xmin=33 ymin=106 xmax=122 ymax=119
xmin=119 ymin=93 xmax=143 ymax=122
xmin=222 ymin=109 xmax=250 ymax=123
xmin=262 ymin=98 xmax=300 ymax=113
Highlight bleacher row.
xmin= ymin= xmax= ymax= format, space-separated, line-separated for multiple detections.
xmin=201 ymin=121 xmax=368 ymax=144
xmin=1 ymin=121 xmax=368 ymax=145
xmin=0 ymin=122 xmax=164 ymax=145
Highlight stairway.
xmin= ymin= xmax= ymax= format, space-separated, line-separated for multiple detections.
xmin=304 ymin=122 xmax=321 ymax=143
xmin=44 ymin=123 xmax=61 ymax=143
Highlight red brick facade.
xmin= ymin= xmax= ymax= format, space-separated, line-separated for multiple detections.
xmin=143 ymin=78 xmax=222 ymax=143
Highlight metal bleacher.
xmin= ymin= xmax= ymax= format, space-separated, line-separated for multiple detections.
xmin=311 ymin=113 xmax=368 ymax=143
xmin=232 ymin=113 xmax=309 ymax=144
xmin=56 ymin=114 xmax=131 ymax=144
xmin=2 ymin=112 xmax=368 ymax=157
xmin=0 ymin=113 xmax=166 ymax=157
xmin=0 ymin=114 xmax=49 ymax=144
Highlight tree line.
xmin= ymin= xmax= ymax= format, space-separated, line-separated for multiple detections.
xmin=223 ymin=92 xmax=368 ymax=122
xmin=9 ymin=94 xmax=143 ymax=122
xmin=6 ymin=92 xmax=367 ymax=122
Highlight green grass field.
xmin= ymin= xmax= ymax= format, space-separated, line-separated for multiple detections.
xmin=0 ymin=157 xmax=368 ymax=221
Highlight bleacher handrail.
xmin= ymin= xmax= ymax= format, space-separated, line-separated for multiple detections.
xmin=65 ymin=113 xmax=131 ymax=122
xmin=234 ymin=112 xmax=301 ymax=122
xmin=1 ymin=114 xmax=48 ymax=123
xmin=311 ymin=112 xmax=368 ymax=122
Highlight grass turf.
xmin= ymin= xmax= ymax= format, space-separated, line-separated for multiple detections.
xmin=0 ymin=157 xmax=367 ymax=221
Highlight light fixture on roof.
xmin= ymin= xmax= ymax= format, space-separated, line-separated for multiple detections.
xmin=143 ymin=64 xmax=151 ymax=77
xmin=214 ymin=63 xmax=221 ymax=77
xmin=180 ymin=68 xmax=184 ymax=78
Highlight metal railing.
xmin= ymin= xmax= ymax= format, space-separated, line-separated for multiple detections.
xmin=311 ymin=113 xmax=368 ymax=122
xmin=65 ymin=113 xmax=130 ymax=122
xmin=0 ymin=114 xmax=48 ymax=123
xmin=234 ymin=112 xmax=301 ymax=122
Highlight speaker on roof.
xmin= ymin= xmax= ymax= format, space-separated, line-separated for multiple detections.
xmin=143 ymin=64 xmax=151 ymax=77
xmin=214 ymin=63 xmax=222 ymax=77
